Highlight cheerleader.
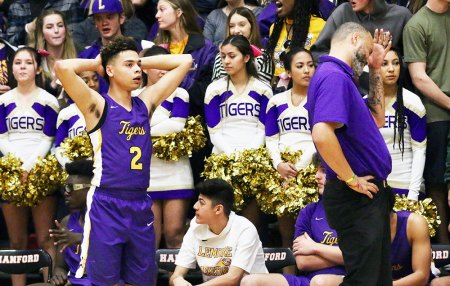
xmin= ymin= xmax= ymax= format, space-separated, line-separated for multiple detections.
xmin=138 ymin=46 xmax=194 ymax=248
xmin=205 ymin=34 xmax=272 ymax=227
xmin=0 ymin=47 xmax=59 ymax=286
xmin=265 ymin=47 xmax=316 ymax=256
xmin=379 ymin=49 xmax=427 ymax=201
xmin=211 ymin=7 xmax=274 ymax=84
xmin=53 ymin=71 xmax=99 ymax=168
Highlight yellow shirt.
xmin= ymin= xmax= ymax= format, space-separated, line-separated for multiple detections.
xmin=169 ymin=36 xmax=189 ymax=55
xmin=270 ymin=16 xmax=325 ymax=76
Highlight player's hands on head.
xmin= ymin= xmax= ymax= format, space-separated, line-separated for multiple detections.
xmin=49 ymin=220 xmax=82 ymax=252
xmin=94 ymin=54 xmax=105 ymax=77
xmin=346 ymin=175 xmax=379 ymax=199
xmin=368 ymin=29 xmax=392 ymax=69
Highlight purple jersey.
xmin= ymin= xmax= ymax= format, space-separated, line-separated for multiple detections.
xmin=294 ymin=200 xmax=346 ymax=279
xmin=64 ymin=211 xmax=90 ymax=285
xmin=307 ymin=56 xmax=392 ymax=180
xmin=391 ymin=211 xmax=412 ymax=280
xmin=89 ymin=94 xmax=151 ymax=190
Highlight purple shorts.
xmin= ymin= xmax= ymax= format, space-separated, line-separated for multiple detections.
xmin=282 ymin=274 xmax=310 ymax=286
xmin=78 ymin=187 xmax=156 ymax=286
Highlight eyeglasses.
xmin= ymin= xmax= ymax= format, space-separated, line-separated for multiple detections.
xmin=63 ymin=184 xmax=91 ymax=194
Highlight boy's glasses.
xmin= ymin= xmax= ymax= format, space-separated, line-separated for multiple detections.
xmin=63 ymin=184 xmax=91 ymax=194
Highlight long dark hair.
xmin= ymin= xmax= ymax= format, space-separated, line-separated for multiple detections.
xmin=280 ymin=47 xmax=314 ymax=72
xmin=12 ymin=47 xmax=44 ymax=88
xmin=221 ymin=35 xmax=258 ymax=79
xmin=266 ymin=0 xmax=321 ymax=56
xmin=390 ymin=48 xmax=406 ymax=156
xmin=280 ymin=47 xmax=314 ymax=89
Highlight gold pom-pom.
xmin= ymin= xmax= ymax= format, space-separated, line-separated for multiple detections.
xmin=0 ymin=154 xmax=67 ymax=207
xmin=26 ymin=155 xmax=68 ymax=206
xmin=203 ymin=148 xmax=319 ymax=215
xmin=256 ymin=162 xmax=319 ymax=217
xmin=61 ymin=132 xmax=93 ymax=160
xmin=393 ymin=194 xmax=441 ymax=237
xmin=0 ymin=154 xmax=24 ymax=202
xmin=203 ymin=147 xmax=277 ymax=211
xmin=152 ymin=115 xmax=207 ymax=161
xmin=280 ymin=149 xmax=303 ymax=165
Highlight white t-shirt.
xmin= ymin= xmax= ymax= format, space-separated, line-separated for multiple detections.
xmin=176 ymin=212 xmax=268 ymax=282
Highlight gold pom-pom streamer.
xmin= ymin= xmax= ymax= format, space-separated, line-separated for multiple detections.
xmin=203 ymin=147 xmax=277 ymax=211
xmin=0 ymin=154 xmax=23 ymax=202
xmin=393 ymin=194 xmax=440 ymax=237
xmin=0 ymin=154 xmax=67 ymax=207
xmin=280 ymin=149 xmax=303 ymax=165
xmin=61 ymin=132 xmax=93 ymax=160
xmin=202 ymin=147 xmax=318 ymax=215
xmin=152 ymin=115 xmax=207 ymax=161
xmin=256 ymin=162 xmax=319 ymax=217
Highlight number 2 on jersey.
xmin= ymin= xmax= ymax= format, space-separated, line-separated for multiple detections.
xmin=130 ymin=146 xmax=143 ymax=170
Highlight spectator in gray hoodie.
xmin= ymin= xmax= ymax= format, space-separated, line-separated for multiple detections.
xmin=310 ymin=0 xmax=411 ymax=59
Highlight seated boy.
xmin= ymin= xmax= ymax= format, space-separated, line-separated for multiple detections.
xmin=170 ymin=179 xmax=268 ymax=286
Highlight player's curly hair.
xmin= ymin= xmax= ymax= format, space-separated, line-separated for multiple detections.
xmin=66 ymin=159 xmax=94 ymax=178
xmin=100 ymin=37 xmax=137 ymax=82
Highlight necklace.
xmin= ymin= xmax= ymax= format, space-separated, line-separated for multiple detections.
xmin=290 ymin=90 xmax=306 ymax=107
xmin=284 ymin=19 xmax=294 ymax=49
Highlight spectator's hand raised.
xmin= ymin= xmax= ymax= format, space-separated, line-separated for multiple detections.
xmin=368 ymin=29 xmax=392 ymax=69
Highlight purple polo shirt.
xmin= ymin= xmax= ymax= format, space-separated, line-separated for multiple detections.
xmin=307 ymin=56 xmax=392 ymax=180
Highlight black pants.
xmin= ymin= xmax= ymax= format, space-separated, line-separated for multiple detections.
xmin=323 ymin=179 xmax=394 ymax=286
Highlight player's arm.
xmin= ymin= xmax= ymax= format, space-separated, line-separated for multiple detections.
xmin=294 ymin=233 xmax=344 ymax=272
xmin=312 ymin=122 xmax=379 ymax=198
xmin=54 ymin=58 xmax=105 ymax=131
xmin=367 ymin=29 xmax=391 ymax=128
xmin=138 ymin=54 xmax=193 ymax=115
xmin=393 ymin=213 xmax=431 ymax=286
xmin=198 ymin=266 xmax=245 ymax=286
xmin=409 ymin=62 xmax=450 ymax=110
xmin=169 ymin=266 xmax=192 ymax=286
xmin=50 ymin=216 xmax=69 ymax=286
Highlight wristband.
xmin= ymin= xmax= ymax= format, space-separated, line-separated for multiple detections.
xmin=345 ymin=173 xmax=356 ymax=184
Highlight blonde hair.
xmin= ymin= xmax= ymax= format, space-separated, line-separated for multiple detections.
xmin=29 ymin=9 xmax=77 ymax=59
xmin=28 ymin=9 xmax=77 ymax=86
xmin=154 ymin=0 xmax=202 ymax=45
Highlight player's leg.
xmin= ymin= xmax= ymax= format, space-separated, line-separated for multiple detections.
xmin=31 ymin=195 xmax=57 ymax=282
xmin=310 ymin=274 xmax=343 ymax=286
xmin=2 ymin=203 xmax=29 ymax=286
xmin=278 ymin=214 xmax=296 ymax=274
xmin=151 ymin=199 xmax=162 ymax=248
xmin=241 ymin=273 xmax=305 ymax=286
xmin=162 ymin=198 xmax=190 ymax=248
xmin=123 ymin=195 xmax=157 ymax=286
xmin=78 ymin=189 xmax=124 ymax=285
